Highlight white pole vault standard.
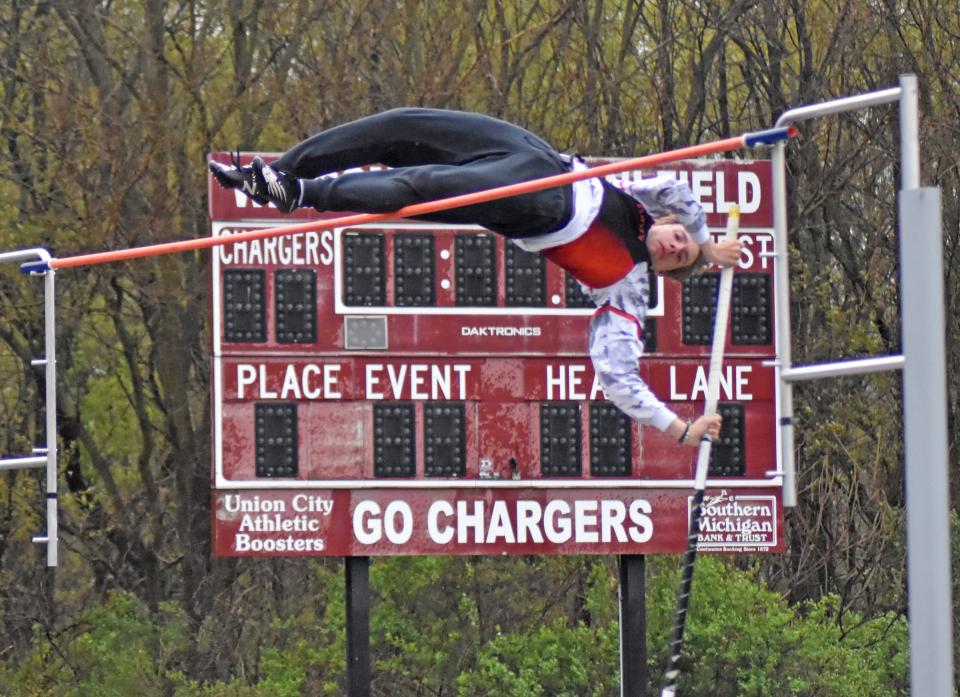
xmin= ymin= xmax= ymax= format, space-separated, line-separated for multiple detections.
xmin=769 ymin=74 xmax=953 ymax=695
xmin=0 ymin=248 xmax=58 ymax=567
xmin=659 ymin=207 xmax=740 ymax=697
xmin=772 ymin=85 xmax=904 ymax=507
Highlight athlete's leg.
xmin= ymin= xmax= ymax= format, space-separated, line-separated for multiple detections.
xmin=244 ymin=107 xmax=572 ymax=235
xmin=269 ymin=108 xmax=560 ymax=177
xmin=298 ymin=151 xmax=571 ymax=237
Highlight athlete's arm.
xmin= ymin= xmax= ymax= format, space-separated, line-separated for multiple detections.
xmin=588 ymin=309 xmax=677 ymax=430
xmin=589 ymin=309 xmax=723 ymax=447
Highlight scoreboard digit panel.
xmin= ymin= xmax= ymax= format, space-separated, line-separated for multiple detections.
xmin=209 ymin=156 xmax=783 ymax=557
xmin=215 ymin=356 xmax=774 ymax=482
xmin=212 ymin=223 xmax=776 ymax=357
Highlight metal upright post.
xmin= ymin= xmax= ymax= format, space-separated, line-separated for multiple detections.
xmin=899 ymin=74 xmax=920 ymax=190
xmin=897 ymin=73 xmax=954 ymax=697
xmin=771 ymin=142 xmax=796 ymax=507
xmin=41 ymin=268 xmax=58 ymax=567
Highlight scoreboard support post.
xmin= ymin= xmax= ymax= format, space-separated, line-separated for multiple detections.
xmin=345 ymin=556 xmax=372 ymax=697
xmin=618 ymin=555 xmax=647 ymax=697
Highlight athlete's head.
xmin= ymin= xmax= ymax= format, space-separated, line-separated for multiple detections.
xmin=645 ymin=216 xmax=708 ymax=280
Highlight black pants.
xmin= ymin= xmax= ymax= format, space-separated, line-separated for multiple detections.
xmin=270 ymin=108 xmax=573 ymax=238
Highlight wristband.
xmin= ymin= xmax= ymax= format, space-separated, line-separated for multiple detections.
xmin=678 ymin=420 xmax=691 ymax=445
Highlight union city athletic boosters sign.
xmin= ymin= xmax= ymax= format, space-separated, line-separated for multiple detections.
xmin=208 ymin=155 xmax=784 ymax=557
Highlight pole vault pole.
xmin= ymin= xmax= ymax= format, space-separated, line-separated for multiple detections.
xmin=21 ymin=127 xmax=795 ymax=274
xmin=659 ymin=207 xmax=740 ymax=697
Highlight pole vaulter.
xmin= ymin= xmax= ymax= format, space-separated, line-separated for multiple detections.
xmin=22 ymin=126 xmax=795 ymax=273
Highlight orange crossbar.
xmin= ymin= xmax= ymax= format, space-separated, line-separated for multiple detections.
xmin=49 ymin=127 xmax=797 ymax=270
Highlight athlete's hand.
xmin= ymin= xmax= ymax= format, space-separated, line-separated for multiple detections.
xmin=701 ymin=239 xmax=742 ymax=268
xmin=683 ymin=414 xmax=723 ymax=446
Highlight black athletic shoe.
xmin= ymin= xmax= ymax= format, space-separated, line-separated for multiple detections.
xmin=251 ymin=156 xmax=300 ymax=213
xmin=208 ymin=157 xmax=268 ymax=205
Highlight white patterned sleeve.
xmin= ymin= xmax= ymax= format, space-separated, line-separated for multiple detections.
xmin=623 ymin=175 xmax=710 ymax=245
xmin=588 ymin=310 xmax=677 ymax=431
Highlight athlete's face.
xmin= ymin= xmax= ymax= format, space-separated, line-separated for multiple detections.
xmin=646 ymin=222 xmax=700 ymax=272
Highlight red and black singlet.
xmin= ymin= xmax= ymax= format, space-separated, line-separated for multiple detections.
xmin=542 ymin=181 xmax=653 ymax=288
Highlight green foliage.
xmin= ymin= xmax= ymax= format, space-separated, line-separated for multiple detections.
xmin=0 ymin=583 xmax=343 ymax=697
xmin=372 ymin=556 xmax=474 ymax=690
xmin=0 ymin=557 xmax=910 ymax=696
xmin=456 ymin=618 xmax=618 ymax=697
xmin=0 ymin=592 xmax=185 ymax=697
xmin=647 ymin=556 xmax=908 ymax=697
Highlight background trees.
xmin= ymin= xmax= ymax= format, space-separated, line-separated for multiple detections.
xmin=0 ymin=0 xmax=956 ymax=694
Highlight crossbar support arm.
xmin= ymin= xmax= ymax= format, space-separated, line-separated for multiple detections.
xmin=778 ymin=355 xmax=904 ymax=382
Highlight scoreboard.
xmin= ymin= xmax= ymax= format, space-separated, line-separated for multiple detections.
xmin=209 ymin=156 xmax=784 ymax=557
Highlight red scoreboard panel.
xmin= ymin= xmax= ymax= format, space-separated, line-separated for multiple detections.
xmin=209 ymin=156 xmax=784 ymax=557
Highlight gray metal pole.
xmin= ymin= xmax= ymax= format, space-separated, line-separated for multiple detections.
xmin=780 ymin=355 xmax=904 ymax=382
xmin=899 ymin=75 xmax=920 ymax=189
xmin=771 ymin=142 xmax=797 ymax=507
xmin=900 ymin=186 xmax=953 ymax=697
xmin=898 ymin=75 xmax=954 ymax=697
xmin=43 ymin=269 xmax=58 ymax=567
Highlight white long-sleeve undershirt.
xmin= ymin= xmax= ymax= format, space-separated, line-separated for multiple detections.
xmin=584 ymin=174 xmax=712 ymax=430
xmin=585 ymin=264 xmax=677 ymax=431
